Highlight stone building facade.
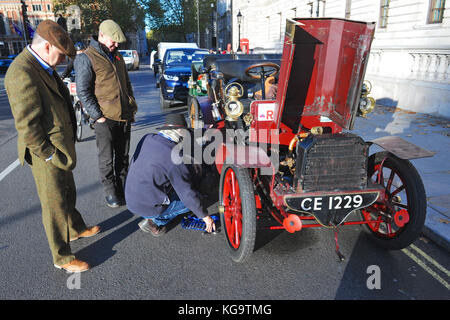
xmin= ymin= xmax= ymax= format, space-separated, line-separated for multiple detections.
xmin=0 ymin=0 xmax=54 ymax=56
xmin=225 ymin=0 xmax=450 ymax=117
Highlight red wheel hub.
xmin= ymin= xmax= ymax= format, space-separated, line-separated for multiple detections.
xmin=283 ymin=214 xmax=303 ymax=233
xmin=362 ymin=160 xmax=411 ymax=238
xmin=394 ymin=209 xmax=410 ymax=228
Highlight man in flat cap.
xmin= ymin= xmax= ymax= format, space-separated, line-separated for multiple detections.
xmin=5 ymin=20 xmax=100 ymax=273
xmin=74 ymin=20 xmax=137 ymax=208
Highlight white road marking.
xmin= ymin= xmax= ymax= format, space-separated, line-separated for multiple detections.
xmin=0 ymin=159 xmax=20 ymax=182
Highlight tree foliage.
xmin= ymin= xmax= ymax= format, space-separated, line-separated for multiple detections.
xmin=143 ymin=0 xmax=215 ymax=42
xmin=54 ymin=0 xmax=146 ymax=37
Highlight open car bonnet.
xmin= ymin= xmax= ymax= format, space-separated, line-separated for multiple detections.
xmin=275 ymin=18 xmax=376 ymax=132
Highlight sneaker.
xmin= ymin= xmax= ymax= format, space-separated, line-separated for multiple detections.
xmin=138 ymin=219 xmax=167 ymax=237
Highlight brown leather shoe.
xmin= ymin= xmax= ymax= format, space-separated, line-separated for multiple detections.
xmin=54 ymin=259 xmax=90 ymax=273
xmin=70 ymin=225 xmax=101 ymax=242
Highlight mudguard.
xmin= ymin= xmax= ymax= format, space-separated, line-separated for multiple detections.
xmin=214 ymin=143 xmax=272 ymax=174
xmin=197 ymin=96 xmax=215 ymax=125
xmin=368 ymin=136 xmax=435 ymax=160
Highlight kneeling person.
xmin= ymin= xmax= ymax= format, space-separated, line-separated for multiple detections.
xmin=124 ymin=114 xmax=215 ymax=235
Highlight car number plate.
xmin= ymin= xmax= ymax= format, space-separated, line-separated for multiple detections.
xmin=296 ymin=194 xmax=367 ymax=211
xmin=285 ymin=191 xmax=380 ymax=226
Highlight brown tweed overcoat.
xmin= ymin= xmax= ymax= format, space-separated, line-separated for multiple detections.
xmin=5 ymin=48 xmax=77 ymax=171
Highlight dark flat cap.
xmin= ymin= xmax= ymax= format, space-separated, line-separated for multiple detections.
xmin=156 ymin=113 xmax=189 ymax=130
xmin=36 ymin=20 xmax=76 ymax=58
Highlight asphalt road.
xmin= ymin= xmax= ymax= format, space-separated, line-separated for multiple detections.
xmin=0 ymin=64 xmax=449 ymax=301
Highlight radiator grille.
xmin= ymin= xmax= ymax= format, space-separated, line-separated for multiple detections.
xmin=295 ymin=133 xmax=368 ymax=192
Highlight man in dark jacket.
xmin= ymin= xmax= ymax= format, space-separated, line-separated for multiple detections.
xmin=74 ymin=20 xmax=137 ymax=208
xmin=60 ymin=41 xmax=86 ymax=80
xmin=124 ymin=114 xmax=216 ymax=235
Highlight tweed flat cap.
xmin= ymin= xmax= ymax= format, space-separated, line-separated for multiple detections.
xmin=99 ymin=20 xmax=126 ymax=43
xmin=36 ymin=20 xmax=76 ymax=58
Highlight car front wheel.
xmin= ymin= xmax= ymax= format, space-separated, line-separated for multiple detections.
xmin=159 ymin=89 xmax=171 ymax=109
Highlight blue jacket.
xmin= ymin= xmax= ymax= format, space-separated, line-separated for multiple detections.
xmin=124 ymin=133 xmax=208 ymax=219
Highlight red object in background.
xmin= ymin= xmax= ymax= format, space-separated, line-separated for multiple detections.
xmin=240 ymin=38 xmax=249 ymax=54
xmin=275 ymin=18 xmax=375 ymax=133
xmin=249 ymin=19 xmax=375 ymax=147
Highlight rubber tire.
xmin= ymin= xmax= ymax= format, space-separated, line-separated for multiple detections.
xmin=188 ymin=97 xmax=204 ymax=129
xmin=74 ymin=102 xmax=82 ymax=142
xmin=160 ymin=89 xmax=171 ymax=109
xmin=361 ymin=152 xmax=427 ymax=250
xmin=219 ymin=165 xmax=257 ymax=263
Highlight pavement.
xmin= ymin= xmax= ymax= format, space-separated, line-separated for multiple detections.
xmin=352 ymin=105 xmax=450 ymax=252
xmin=0 ymin=69 xmax=449 ymax=252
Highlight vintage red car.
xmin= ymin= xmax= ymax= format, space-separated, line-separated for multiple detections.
xmin=189 ymin=18 xmax=434 ymax=263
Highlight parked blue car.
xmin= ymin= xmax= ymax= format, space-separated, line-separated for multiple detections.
xmin=0 ymin=59 xmax=12 ymax=73
xmin=0 ymin=54 xmax=18 ymax=73
xmin=159 ymin=48 xmax=209 ymax=109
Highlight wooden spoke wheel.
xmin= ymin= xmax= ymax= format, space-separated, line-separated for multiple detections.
xmin=361 ymin=152 xmax=427 ymax=250
xmin=188 ymin=98 xmax=204 ymax=129
xmin=219 ymin=165 xmax=257 ymax=262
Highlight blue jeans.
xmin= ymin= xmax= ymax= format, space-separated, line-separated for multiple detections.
xmin=143 ymin=192 xmax=190 ymax=226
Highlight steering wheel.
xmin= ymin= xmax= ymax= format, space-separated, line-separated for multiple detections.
xmin=245 ymin=62 xmax=280 ymax=100
xmin=245 ymin=62 xmax=280 ymax=80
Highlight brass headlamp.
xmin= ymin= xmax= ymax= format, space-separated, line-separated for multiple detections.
xmin=224 ymin=83 xmax=244 ymax=121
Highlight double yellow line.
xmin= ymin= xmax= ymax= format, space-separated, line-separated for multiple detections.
xmin=401 ymin=244 xmax=450 ymax=290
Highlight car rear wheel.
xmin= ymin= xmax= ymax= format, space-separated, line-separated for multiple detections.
xmin=360 ymin=152 xmax=427 ymax=250
xmin=219 ymin=165 xmax=257 ymax=263
xmin=188 ymin=98 xmax=204 ymax=129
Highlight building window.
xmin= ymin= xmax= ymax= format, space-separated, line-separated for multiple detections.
xmin=428 ymin=0 xmax=446 ymax=23
xmin=0 ymin=15 xmax=5 ymax=35
xmin=379 ymin=0 xmax=390 ymax=28
xmin=33 ymin=5 xmax=42 ymax=12
xmin=47 ymin=4 xmax=51 ymax=11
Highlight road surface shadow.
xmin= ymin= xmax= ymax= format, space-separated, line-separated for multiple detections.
xmin=0 ymin=181 xmax=101 ymax=231
xmin=334 ymin=232 xmax=450 ymax=300
xmin=75 ymin=209 xmax=140 ymax=268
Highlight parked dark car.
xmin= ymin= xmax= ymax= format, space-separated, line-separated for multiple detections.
xmin=159 ymin=48 xmax=209 ymax=109
xmin=0 ymin=55 xmax=17 ymax=73
xmin=0 ymin=58 xmax=12 ymax=73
